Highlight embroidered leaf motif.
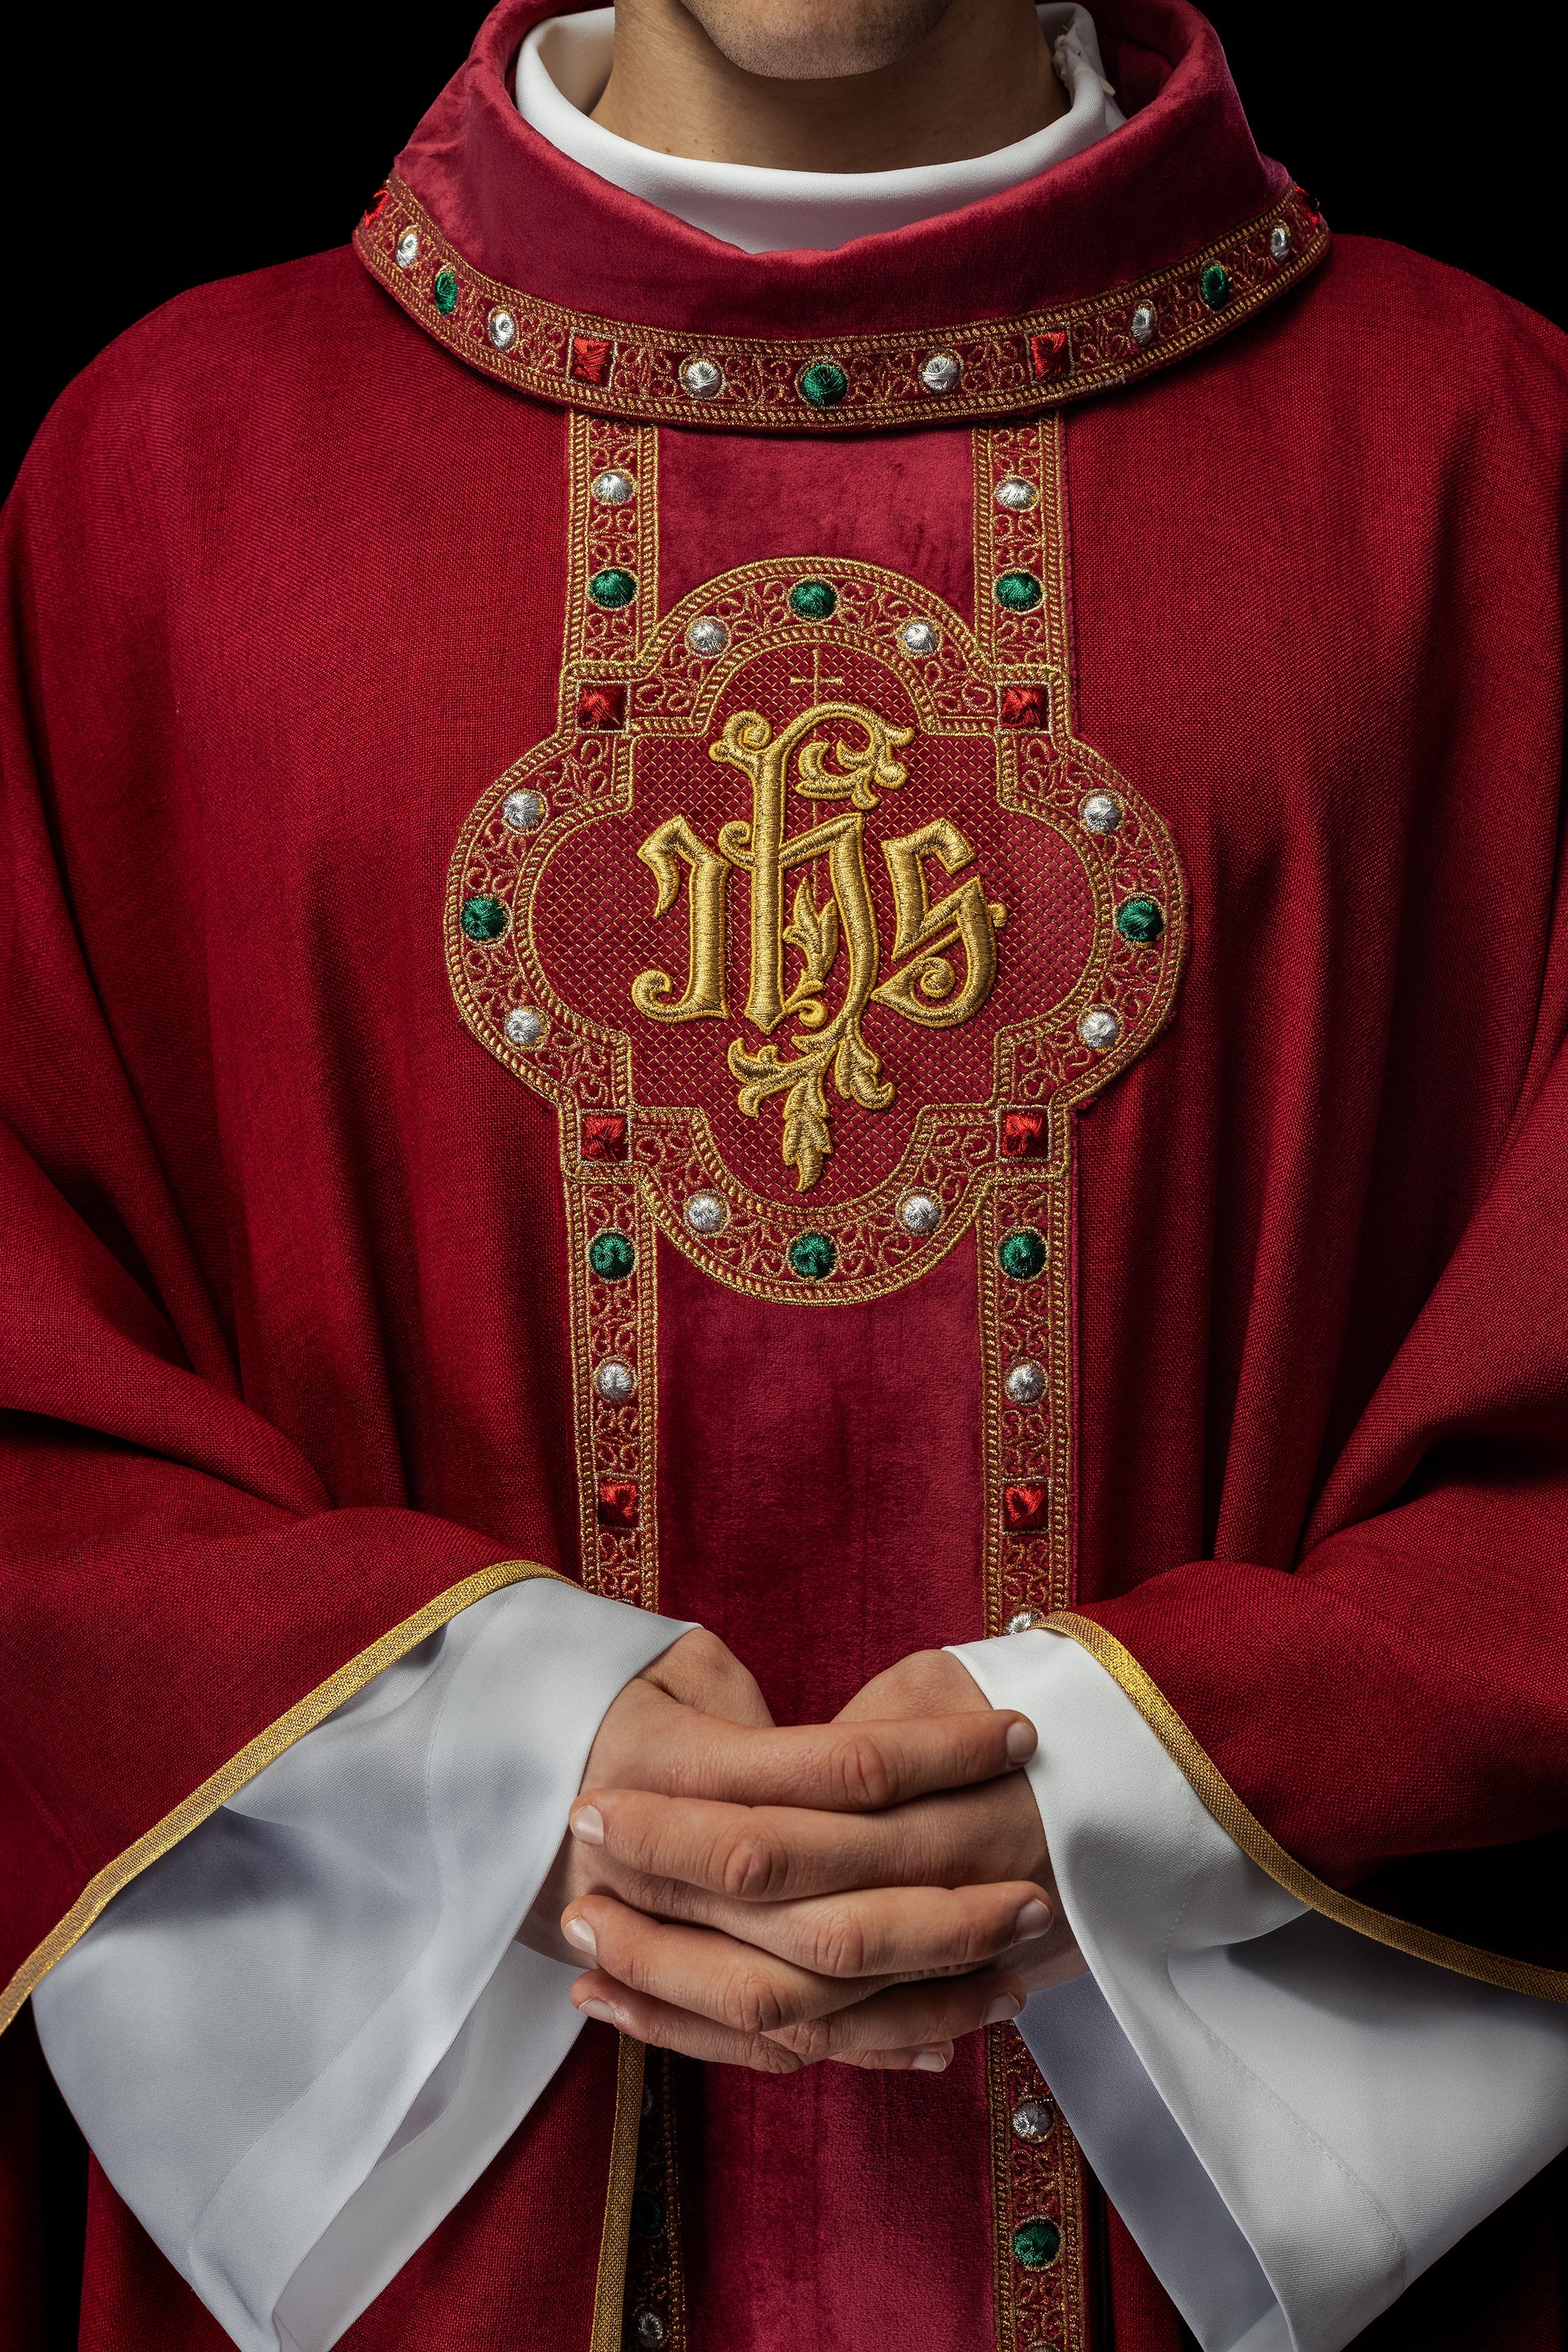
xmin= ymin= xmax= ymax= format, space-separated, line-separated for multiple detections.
xmin=781 ymin=1068 xmax=833 ymax=1191
xmin=834 ymin=1025 xmax=893 ymax=1112
xmin=783 ymin=876 xmax=839 ymax=1027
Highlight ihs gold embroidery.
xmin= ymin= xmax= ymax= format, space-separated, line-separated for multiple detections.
xmin=633 ymin=699 xmax=1007 ymax=1189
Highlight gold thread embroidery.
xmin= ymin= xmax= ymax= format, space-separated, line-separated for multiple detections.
xmin=1040 ymin=1615 xmax=1568 ymax=2006
xmin=0 ymin=1559 xmax=572 ymax=2033
xmin=622 ymin=2048 xmax=690 ymax=2352
xmin=988 ymin=2025 xmax=1091 ymax=2352
xmin=357 ymin=178 xmax=1329 ymax=435
xmin=445 ymin=426 xmax=1186 ymax=1302
xmin=974 ymin=421 xmax=1100 ymax=2352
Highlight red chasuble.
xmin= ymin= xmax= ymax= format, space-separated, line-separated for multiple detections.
xmin=3 ymin=2 xmax=1566 ymax=2346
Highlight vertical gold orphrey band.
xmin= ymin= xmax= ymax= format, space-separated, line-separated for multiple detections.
xmin=976 ymin=417 xmax=1093 ymax=2352
xmin=565 ymin=414 xmax=688 ymax=2352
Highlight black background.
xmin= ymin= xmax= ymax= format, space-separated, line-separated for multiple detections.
xmin=6 ymin=4 xmax=1563 ymax=494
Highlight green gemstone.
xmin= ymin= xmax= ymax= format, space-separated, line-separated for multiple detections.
xmin=1116 ymin=896 xmax=1166 ymax=946
xmin=994 ymin=571 xmax=1043 ymax=612
xmin=789 ymin=578 xmax=838 ymax=622
xmin=1200 ymin=262 xmax=1231 ymax=310
xmin=1012 ymin=2218 xmax=1061 ymax=2271
xmin=799 ymin=359 xmax=848 ymax=409
xmin=998 ymin=1228 xmax=1048 ymax=1282
xmin=589 ymin=568 xmax=638 ymax=610
xmin=588 ymin=1230 xmax=637 ymax=1282
xmin=630 ymin=2190 xmax=665 ymax=2239
xmin=789 ymin=1230 xmax=838 ymax=1281
xmin=433 ymin=265 xmax=458 ymax=316
xmin=460 ymin=895 xmax=508 ymax=943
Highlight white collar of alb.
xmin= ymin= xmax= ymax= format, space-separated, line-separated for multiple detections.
xmin=514 ymin=4 xmax=1124 ymax=255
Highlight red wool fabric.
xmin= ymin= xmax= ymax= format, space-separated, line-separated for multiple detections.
xmin=2 ymin=0 xmax=1566 ymax=2346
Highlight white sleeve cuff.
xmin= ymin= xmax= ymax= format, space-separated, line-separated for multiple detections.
xmin=951 ymin=1628 xmax=1568 ymax=2352
xmin=34 ymin=1578 xmax=693 ymax=2352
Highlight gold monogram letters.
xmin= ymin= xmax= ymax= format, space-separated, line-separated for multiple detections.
xmin=633 ymin=699 xmax=1007 ymax=1189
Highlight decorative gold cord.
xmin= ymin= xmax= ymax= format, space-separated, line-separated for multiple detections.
xmin=590 ymin=2033 xmax=648 ymax=2352
xmin=0 ymin=1558 xmax=572 ymax=2033
xmin=1043 ymin=1613 xmax=1568 ymax=2004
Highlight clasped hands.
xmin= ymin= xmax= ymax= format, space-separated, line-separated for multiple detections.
xmin=522 ymin=1629 xmax=1085 ymax=2075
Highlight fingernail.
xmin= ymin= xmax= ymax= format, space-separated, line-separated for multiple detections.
xmin=571 ymin=1804 xmax=605 ymax=1845
xmin=563 ymin=1917 xmax=598 ymax=1957
xmin=1004 ymin=1720 xmax=1037 ymax=1765
xmin=910 ymin=2047 xmax=950 ymax=2072
xmin=575 ymin=1996 xmax=619 ymax=2025
xmin=983 ymin=1993 xmax=1023 ymax=2025
xmin=1014 ymin=1898 xmax=1053 ymax=1940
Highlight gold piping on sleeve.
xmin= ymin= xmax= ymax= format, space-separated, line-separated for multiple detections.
xmin=1042 ymin=1612 xmax=1568 ymax=2005
xmin=590 ymin=2034 xmax=648 ymax=2352
xmin=1 ymin=1558 xmax=573 ymax=2034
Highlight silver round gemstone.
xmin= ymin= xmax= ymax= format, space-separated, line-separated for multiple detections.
xmin=1005 ymin=1359 xmax=1047 ymax=1406
xmin=898 ymin=1190 xmax=942 ymax=1236
xmin=1079 ymin=790 xmax=1123 ymax=836
xmin=899 ymin=620 xmax=939 ymax=658
xmin=487 ymin=307 xmax=518 ymax=352
xmin=1011 ymin=2096 xmax=1056 ymax=2143
xmin=685 ymin=1190 xmax=728 ymax=1235
xmin=503 ymin=788 xmax=546 ymax=832
xmin=505 ymin=1006 xmax=545 ymax=1049
xmin=594 ymin=1357 xmax=638 ymax=1406
xmin=1270 ymin=221 xmax=1292 ymax=262
xmin=592 ymin=468 xmax=636 ymax=506
xmin=995 ymin=475 xmax=1038 ymax=512
xmin=634 ymin=2314 xmax=667 ymax=2351
xmin=1079 ymin=1006 xmax=1121 ymax=1051
xmin=1006 ymin=1611 xmax=1042 ymax=1635
xmin=679 ymin=356 xmax=724 ymax=400
xmin=394 ymin=229 xmax=419 ymax=270
xmin=920 ymin=349 xmax=962 ymax=394
xmin=1129 ymin=301 xmax=1158 ymax=347
xmin=686 ymin=617 xmax=729 ymax=658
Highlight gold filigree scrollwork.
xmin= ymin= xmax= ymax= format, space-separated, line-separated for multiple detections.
xmin=634 ymin=699 xmax=1007 ymax=1189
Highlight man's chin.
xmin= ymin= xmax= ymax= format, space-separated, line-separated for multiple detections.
xmin=678 ymin=0 xmax=955 ymax=80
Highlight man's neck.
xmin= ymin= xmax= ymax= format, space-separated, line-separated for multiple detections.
xmin=590 ymin=0 xmax=1068 ymax=173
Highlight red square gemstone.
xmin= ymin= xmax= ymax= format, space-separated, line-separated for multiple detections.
xmin=569 ymin=335 xmax=616 ymax=386
xmin=597 ymin=1478 xmax=640 ymax=1530
xmin=576 ymin=682 xmax=626 ymax=731
xmin=363 ymin=186 xmax=390 ymax=224
xmin=1028 ymin=330 xmax=1072 ymax=383
xmin=1002 ymin=1482 xmax=1051 ymax=1535
xmin=999 ymin=684 xmax=1050 ymax=731
xmin=1000 ymin=1108 xmax=1049 ymax=1159
xmin=580 ymin=1111 xmax=629 ymax=1163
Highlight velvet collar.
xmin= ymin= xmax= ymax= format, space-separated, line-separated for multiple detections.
xmin=355 ymin=0 xmax=1325 ymax=433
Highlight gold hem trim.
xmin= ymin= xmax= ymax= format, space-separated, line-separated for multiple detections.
xmin=1 ymin=1558 xmax=572 ymax=2033
xmin=356 ymin=178 xmax=1329 ymax=434
xmin=1043 ymin=1613 xmax=1568 ymax=2005
xmin=590 ymin=2033 xmax=648 ymax=2352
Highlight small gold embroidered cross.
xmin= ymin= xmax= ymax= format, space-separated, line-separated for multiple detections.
xmin=790 ymin=648 xmax=846 ymax=710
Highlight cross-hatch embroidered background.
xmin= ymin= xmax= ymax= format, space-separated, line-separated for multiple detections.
xmin=536 ymin=641 xmax=1095 ymax=1205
